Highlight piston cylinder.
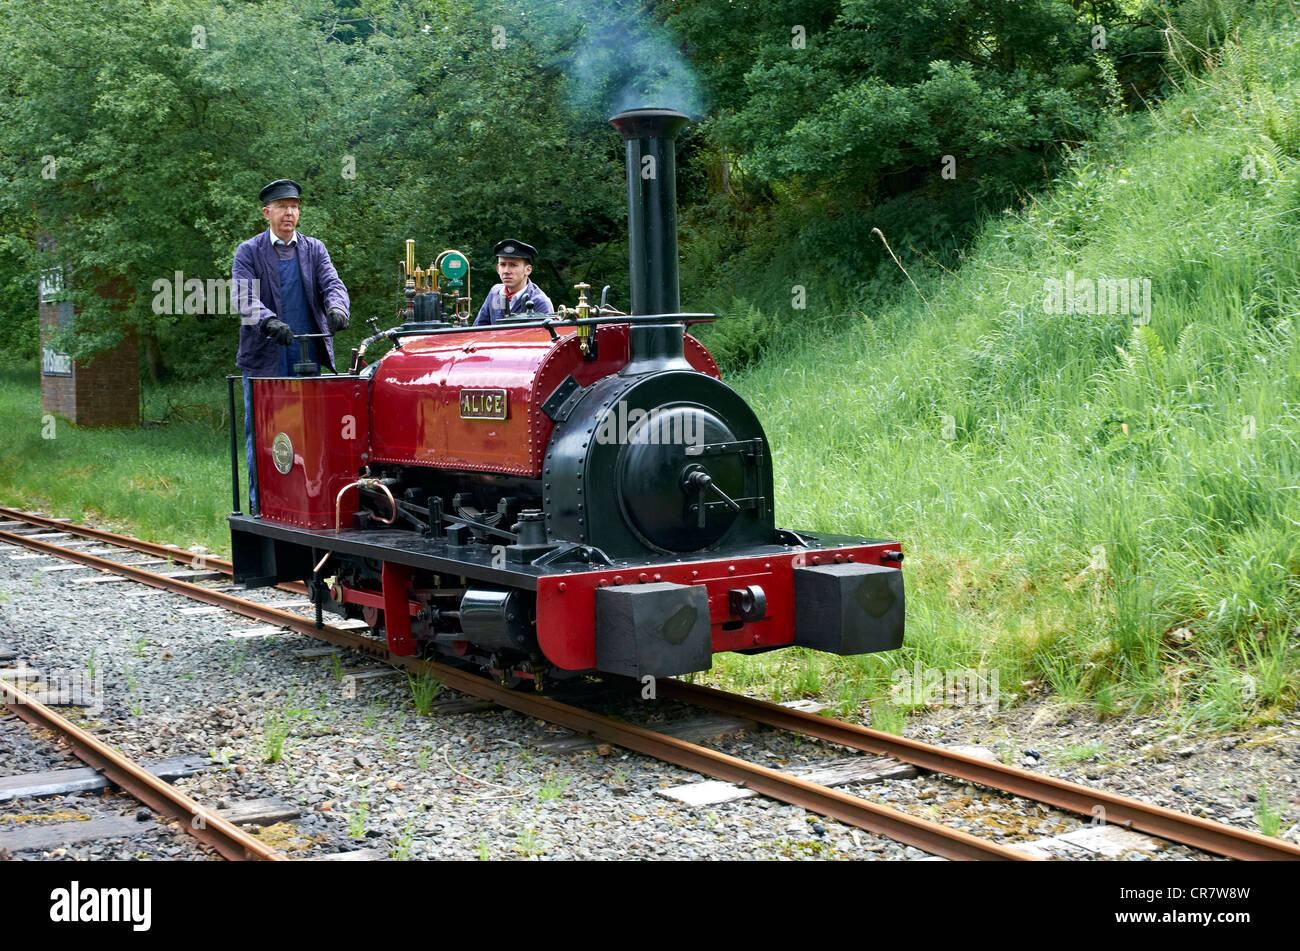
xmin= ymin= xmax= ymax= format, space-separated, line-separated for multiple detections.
xmin=458 ymin=588 xmax=533 ymax=652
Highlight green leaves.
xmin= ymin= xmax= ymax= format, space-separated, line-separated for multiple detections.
xmin=665 ymin=0 xmax=1175 ymax=296
xmin=0 ymin=0 xmax=629 ymax=376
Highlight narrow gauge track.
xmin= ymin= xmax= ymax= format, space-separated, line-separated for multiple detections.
xmin=0 ymin=506 xmax=305 ymax=595
xmin=0 ymin=675 xmax=281 ymax=861
xmin=0 ymin=520 xmax=1023 ymax=860
xmin=653 ymin=680 xmax=1300 ymax=862
xmin=3 ymin=510 xmax=1298 ymax=861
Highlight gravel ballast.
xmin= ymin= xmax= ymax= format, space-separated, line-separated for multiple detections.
xmin=2 ymin=527 xmax=1296 ymax=861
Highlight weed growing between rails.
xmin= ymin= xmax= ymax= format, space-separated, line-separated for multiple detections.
xmin=711 ymin=5 xmax=1300 ymax=725
xmin=407 ymin=672 xmax=443 ymax=716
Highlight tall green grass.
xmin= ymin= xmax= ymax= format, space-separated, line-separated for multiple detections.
xmin=708 ymin=5 xmax=1300 ymax=727
xmin=0 ymin=371 xmax=235 ymax=553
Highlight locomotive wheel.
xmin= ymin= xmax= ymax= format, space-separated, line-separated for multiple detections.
xmin=363 ymin=605 xmax=382 ymax=631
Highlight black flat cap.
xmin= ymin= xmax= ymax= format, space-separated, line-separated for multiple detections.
xmin=493 ymin=239 xmax=537 ymax=262
xmin=259 ymin=179 xmax=302 ymax=204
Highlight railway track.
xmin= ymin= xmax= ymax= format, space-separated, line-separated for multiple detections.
xmin=0 ymin=669 xmax=281 ymax=861
xmin=2 ymin=507 xmax=1298 ymax=862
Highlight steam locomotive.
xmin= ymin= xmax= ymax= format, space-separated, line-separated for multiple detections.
xmin=228 ymin=108 xmax=904 ymax=688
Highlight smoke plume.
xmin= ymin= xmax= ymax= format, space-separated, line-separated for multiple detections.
xmin=525 ymin=0 xmax=703 ymax=118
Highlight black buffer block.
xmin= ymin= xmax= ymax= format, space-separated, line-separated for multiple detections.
xmin=794 ymin=563 xmax=904 ymax=655
xmin=595 ymin=582 xmax=712 ymax=678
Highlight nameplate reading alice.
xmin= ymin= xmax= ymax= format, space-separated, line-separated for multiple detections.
xmin=460 ymin=388 xmax=507 ymax=420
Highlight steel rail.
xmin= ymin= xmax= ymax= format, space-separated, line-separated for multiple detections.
xmin=0 ymin=526 xmax=1029 ymax=861
xmin=0 ymin=507 xmax=235 ymax=573
xmin=655 ymin=679 xmax=1300 ymax=861
xmin=13 ymin=513 xmax=1295 ymax=859
xmin=0 ymin=678 xmax=282 ymax=861
xmin=0 ymin=508 xmax=311 ymax=596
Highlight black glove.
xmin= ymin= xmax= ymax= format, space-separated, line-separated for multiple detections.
xmin=261 ymin=318 xmax=294 ymax=346
xmin=326 ymin=307 xmax=349 ymax=333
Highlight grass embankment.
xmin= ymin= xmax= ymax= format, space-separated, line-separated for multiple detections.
xmin=0 ymin=374 xmax=234 ymax=554
xmin=706 ymin=9 xmax=1300 ymax=729
xmin=2 ymin=10 xmax=1297 ymax=731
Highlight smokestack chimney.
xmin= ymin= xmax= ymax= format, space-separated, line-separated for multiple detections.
xmin=609 ymin=107 xmax=689 ymax=316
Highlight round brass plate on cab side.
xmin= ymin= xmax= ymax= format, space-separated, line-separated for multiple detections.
xmin=271 ymin=433 xmax=293 ymax=475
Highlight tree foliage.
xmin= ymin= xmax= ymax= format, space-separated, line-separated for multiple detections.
xmin=0 ymin=0 xmax=628 ymax=378
xmin=0 ymin=0 xmax=1224 ymax=381
xmin=664 ymin=0 xmax=1177 ymax=306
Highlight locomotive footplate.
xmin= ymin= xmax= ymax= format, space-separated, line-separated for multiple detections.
xmin=230 ymin=515 xmax=903 ymax=679
xmin=534 ymin=539 xmax=905 ymax=677
xmin=230 ymin=514 xmax=550 ymax=590
xmin=231 ymin=515 xmax=898 ymax=587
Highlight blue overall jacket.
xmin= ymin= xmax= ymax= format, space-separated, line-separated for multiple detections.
xmin=232 ymin=230 xmax=349 ymax=376
xmin=473 ymin=281 xmax=554 ymax=326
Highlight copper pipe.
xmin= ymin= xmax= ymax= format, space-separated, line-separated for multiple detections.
xmin=334 ymin=479 xmax=397 ymax=532
xmin=334 ymin=483 xmax=356 ymax=532
xmin=368 ymin=481 xmax=397 ymax=525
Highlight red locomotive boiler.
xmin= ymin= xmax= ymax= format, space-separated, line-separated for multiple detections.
xmin=229 ymin=108 xmax=904 ymax=687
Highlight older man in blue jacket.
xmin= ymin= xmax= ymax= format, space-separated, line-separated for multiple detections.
xmin=232 ymin=178 xmax=350 ymax=510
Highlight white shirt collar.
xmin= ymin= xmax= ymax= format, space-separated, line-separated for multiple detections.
xmin=268 ymin=228 xmax=298 ymax=246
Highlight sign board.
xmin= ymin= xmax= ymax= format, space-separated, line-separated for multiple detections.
xmin=41 ymin=347 xmax=72 ymax=376
xmin=39 ymin=266 xmax=64 ymax=303
xmin=459 ymin=388 xmax=507 ymax=420
xmin=41 ymin=300 xmax=74 ymax=377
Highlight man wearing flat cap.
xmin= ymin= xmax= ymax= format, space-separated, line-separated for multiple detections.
xmin=473 ymin=239 xmax=554 ymax=326
xmin=231 ymin=178 xmax=350 ymax=509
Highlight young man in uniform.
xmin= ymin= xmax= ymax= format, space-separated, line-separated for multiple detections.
xmin=473 ymin=239 xmax=554 ymax=325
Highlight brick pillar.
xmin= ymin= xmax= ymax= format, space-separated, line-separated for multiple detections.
xmin=73 ymin=331 xmax=140 ymax=427
xmin=39 ymin=269 xmax=140 ymax=428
